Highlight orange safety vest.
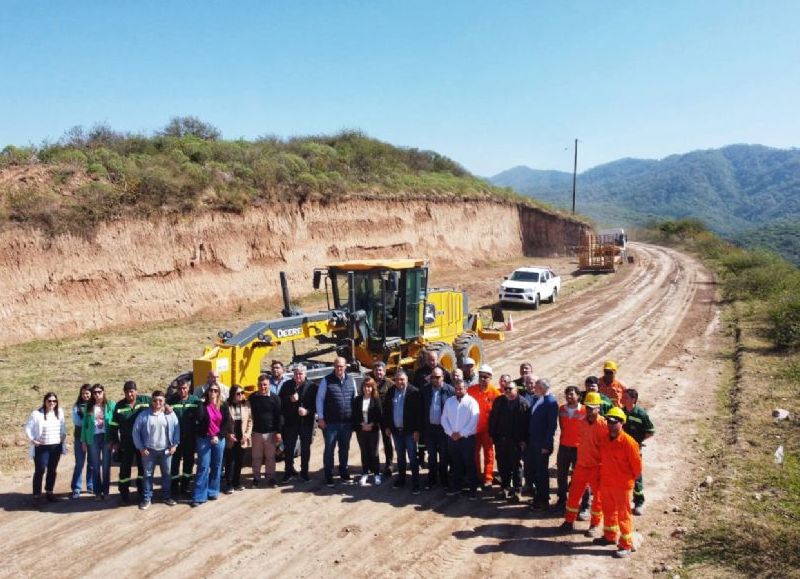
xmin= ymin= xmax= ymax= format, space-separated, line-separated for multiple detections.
xmin=467 ymin=383 xmax=500 ymax=434
xmin=558 ymin=403 xmax=586 ymax=447
xmin=576 ymin=416 xmax=608 ymax=468
xmin=599 ymin=430 xmax=642 ymax=490
xmin=598 ymin=376 xmax=626 ymax=407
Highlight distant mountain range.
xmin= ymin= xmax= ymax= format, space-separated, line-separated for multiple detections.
xmin=488 ymin=144 xmax=800 ymax=265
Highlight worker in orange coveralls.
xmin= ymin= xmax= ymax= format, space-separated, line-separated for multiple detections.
xmin=593 ymin=406 xmax=642 ymax=559
xmin=560 ymin=392 xmax=607 ymax=535
xmin=467 ymin=364 xmax=501 ymax=487
xmin=598 ymin=360 xmax=626 ymax=407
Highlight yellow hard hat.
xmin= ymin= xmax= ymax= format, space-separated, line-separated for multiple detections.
xmin=584 ymin=392 xmax=602 ymax=408
xmin=603 ymin=360 xmax=618 ymax=372
xmin=606 ymin=406 xmax=627 ymax=423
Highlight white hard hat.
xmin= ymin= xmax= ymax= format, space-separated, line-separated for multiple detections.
xmin=462 ymin=357 xmax=476 ymax=366
xmin=478 ymin=364 xmax=493 ymax=375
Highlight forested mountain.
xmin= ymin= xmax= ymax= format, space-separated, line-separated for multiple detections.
xmin=490 ymin=144 xmax=800 ymax=264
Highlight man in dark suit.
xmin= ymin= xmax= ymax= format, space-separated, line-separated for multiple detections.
xmin=420 ymin=368 xmax=454 ymax=490
xmin=383 ymin=371 xmax=424 ymax=495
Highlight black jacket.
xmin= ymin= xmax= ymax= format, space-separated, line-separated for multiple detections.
xmin=420 ymin=382 xmax=455 ymax=432
xmin=249 ymin=392 xmax=284 ymax=434
xmin=369 ymin=374 xmax=394 ymax=406
xmin=196 ymin=402 xmax=232 ymax=438
xmin=412 ymin=364 xmax=452 ymax=390
xmin=382 ymin=384 xmax=424 ymax=433
xmin=278 ymin=379 xmax=318 ymax=428
xmin=489 ymin=395 xmax=530 ymax=444
xmin=352 ymin=395 xmax=383 ymax=431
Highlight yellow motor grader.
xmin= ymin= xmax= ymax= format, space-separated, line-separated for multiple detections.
xmin=191 ymin=258 xmax=503 ymax=390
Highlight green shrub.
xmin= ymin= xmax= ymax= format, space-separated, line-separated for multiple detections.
xmin=694 ymin=230 xmax=727 ymax=260
xmin=132 ymin=165 xmax=185 ymax=209
xmin=214 ymin=187 xmax=250 ymax=213
xmin=87 ymin=163 xmax=109 ymax=178
xmin=44 ymin=149 xmax=88 ymax=167
xmin=295 ymin=172 xmax=319 ymax=193
xmin=2 ymin=123 xmax=546 ymax=232
xmin=769 ymin=293 xmax=800 ymax=349
xmin=720 ymin=249 xmax=796 ymax=301
xmin=64 ymin=182 xmax=123 ymax=233
xmin=6 ymin=186 xmax=58 ymax=225
xmin=0 ymin=145 xmax=36 ymax=167
xmin=159 ymin=116 xmax=221 ymax=141
xmin=185 ymin=140 xmax=213 ymax=164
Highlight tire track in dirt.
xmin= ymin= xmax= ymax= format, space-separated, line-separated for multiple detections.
xmin=487 ymin=243 xmax=698 ymax=390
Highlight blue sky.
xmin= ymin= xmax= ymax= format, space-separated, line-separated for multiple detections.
xmin=2 ymin=1 xmax=798 ymax=176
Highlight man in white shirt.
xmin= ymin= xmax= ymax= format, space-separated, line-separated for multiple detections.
xmin=441 ymin=369 xmax=480 ymax=500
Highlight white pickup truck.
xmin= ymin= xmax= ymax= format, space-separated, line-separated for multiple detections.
xmin=499 ymin=266 xmax=561 ymax=309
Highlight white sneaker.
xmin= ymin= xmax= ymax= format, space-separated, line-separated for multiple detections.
xmin=374 ymin=474 xmax=382 ymax=486
xmin=358 ymin=475 xmax=369 ymax=487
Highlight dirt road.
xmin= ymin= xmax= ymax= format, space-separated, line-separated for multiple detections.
xmin=1 ymin=242 xmax=721 ymax=578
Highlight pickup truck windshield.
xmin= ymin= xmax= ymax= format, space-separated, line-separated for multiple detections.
xmin=510 ymin=271 xmax=540 ymax=282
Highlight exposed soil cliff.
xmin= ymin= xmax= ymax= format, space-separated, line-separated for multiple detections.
xmin=0 ymin=199 xmax=587 ymax=347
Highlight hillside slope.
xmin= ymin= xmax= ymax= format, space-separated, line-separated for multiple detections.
xmin=0 ymin=198 xmax=586 ymax=347
xmin=0 ymin=127 xmax=591 ymax=345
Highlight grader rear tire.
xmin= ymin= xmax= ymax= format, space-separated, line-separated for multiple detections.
xmin=421 ymin=342 xmax=458 ymax=374
xmin=453 ymin=332 xmax=484 ymax=368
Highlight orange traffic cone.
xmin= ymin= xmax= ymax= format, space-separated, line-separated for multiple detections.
xmin=505 ymin=314 xmax=514 ymax=332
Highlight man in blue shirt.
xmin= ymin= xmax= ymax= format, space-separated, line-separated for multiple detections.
xmin=316 ymin=357 xmax=358 ymax=487
xmin=269 ymin=360 xmax=290 ymax=396
xmin=421 ymin=368 xmax=454 ymax=490
xmin=383 ymin=371 xmax=424 ymax=495
xmin=132 ymin=391 xmax=180 ymax=509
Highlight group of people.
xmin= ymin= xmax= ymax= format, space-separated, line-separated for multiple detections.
xmin=24 ymin=354 xmax=654 ymax=559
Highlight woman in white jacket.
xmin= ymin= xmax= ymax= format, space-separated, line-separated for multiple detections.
xmin=24 ymin=392 xmax=67 ymax=504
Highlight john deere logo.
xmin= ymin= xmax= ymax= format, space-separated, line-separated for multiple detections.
xmin=276 ymin=327 xmax=303 ymax=339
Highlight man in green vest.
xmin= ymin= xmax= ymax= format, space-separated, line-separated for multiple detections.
xmin=622 ymin=388 xmax=655 ymax=516
xmin=166 ymin=377 xmax=200 ymax=497
xmin=110 ymin=380 xmax=151 ymax=504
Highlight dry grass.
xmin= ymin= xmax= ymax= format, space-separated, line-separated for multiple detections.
xmin=683 ymin=305 xmax=800 ymax=578
xmin=0 ymin=294 xmax=306 ymax=472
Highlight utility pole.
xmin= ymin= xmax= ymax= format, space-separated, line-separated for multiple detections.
xmin=571 ymin=138 xmax=578 ymax=215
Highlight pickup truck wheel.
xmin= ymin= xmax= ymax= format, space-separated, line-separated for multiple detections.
xmin=549 ymin=288 xmax=558 ymax=304
xmin=532 ymin=294 xmax=540 ymax=310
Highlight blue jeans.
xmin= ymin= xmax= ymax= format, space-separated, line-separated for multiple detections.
xmin=88 ymin=434 xmax=112 ymax=496
xmin=392 ymin=429 xmax=419 ymax=486
xmin=142 ymin=448 xmax=173 ymax=502
xmin=194 ymin=436 xmax=225 ymax=503
xmin=322 ymin=422 xmax=352 ymax=480
xmin=71 ymin=434 xmax=94 ymax=493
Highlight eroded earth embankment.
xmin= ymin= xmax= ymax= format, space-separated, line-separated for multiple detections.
xmin=0 ymin=200 xmax=586 ymax=346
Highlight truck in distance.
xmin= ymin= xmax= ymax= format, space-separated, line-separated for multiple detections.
xmin=498 ymin=266 xmax=561 ymax=309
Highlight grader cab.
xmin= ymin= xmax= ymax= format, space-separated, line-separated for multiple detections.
xmin=318 ymin=259 xmax=502 ymax=374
